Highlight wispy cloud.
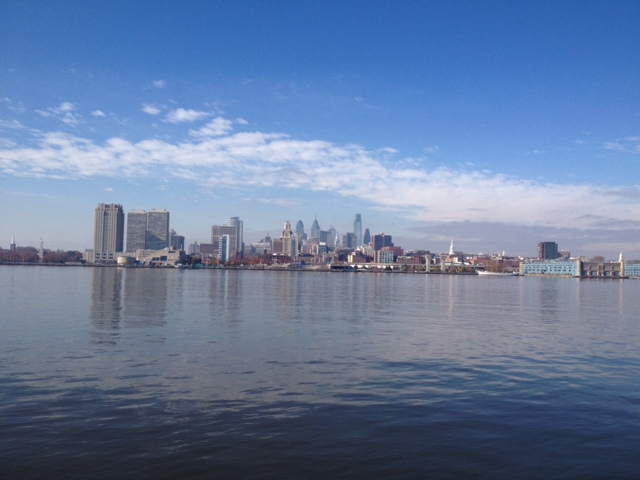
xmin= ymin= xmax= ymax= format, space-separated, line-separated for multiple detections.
xmin=35 ymin=102 xmax=81 ymax=126
xmin=152 ymin=80 xmax=166 ymax=89
xmin=165 ymin=108 xmax=210 ymax=123
xmin=91 ymin=110 xmax=106 ymax=117
xmin=142 ymin=104 xmax=162 ymax=115
xmin=1 ymin=118 xmax=639 ymax=232
xmin=605 ymin=137 xmax=640 ymax=154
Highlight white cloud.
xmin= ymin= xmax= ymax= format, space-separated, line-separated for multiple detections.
xmin=36 ymin=102 xmax=80 ymax=126
xmin=152 ymin=80 xmax=166 ymax=89
xmin=165 ymin=108 xmax=210 ymax=123
xmin=1 ymin=119 xmax=639 ymax=233
xmin=91 ymin=110 xmax=106 ymax=117
xmin=142 ymin=104 xmax=162 ymax=115
xmin=604 ymin=137 xmax=640 ymax=154
xmin=189 ymin=117 xmax=234 ymax=137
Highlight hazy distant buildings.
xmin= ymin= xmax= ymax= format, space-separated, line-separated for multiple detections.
xmin=538 ymin=241 xmax=559 ymax=260
xmin=89 ymin=203 xmax=124 ymax=262
xmin=363 ymin=228 xmax=371 ymax=246
xmin=372 ymin=233 xmax=393 ymax=251
xmin=353 ymin=214 xmax=362 ymax=247
xmin=274 ymin=220 xmax=298 ymax=257
xmin=310 ymin=217 xmax=321 ymax=240
xmin=295 ymin=220 xmax=306 ymax=238
xmin=170 ymin=229 xmax=185 ymax=251
xmin=343 ymin=232 xmax=357 ymax=249
xmin=211 ymin=216 xmax=243 ymax=261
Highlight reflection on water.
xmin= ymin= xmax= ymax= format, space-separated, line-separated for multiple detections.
xmin=90 ymin=267 xmax=123 ymax=345
xmin=90 ymin=268 xmax=168 ymax=344
xmin=1 ymin=267 xmax=639 ymax=479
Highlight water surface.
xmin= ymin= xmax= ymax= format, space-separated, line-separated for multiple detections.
xmin=1 ymin=266 xmax=639 ymax=478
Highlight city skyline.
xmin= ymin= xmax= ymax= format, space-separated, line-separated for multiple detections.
xmin=1 ymin=2 xmax=639 ymax=259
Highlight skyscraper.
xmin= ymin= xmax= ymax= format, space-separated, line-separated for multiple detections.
xmin=278 ymin=220 xmax=297 ymax=257
xmin=146 ymin=209 xmax=170 ymax=250
xmin=228 ymin=216 xmax=244 ymax=256
xmin=126 ymin=210 xmax=147 ymax=252
xmin=353 ymin=213 xmax=362 ymax=247
xmin=93 ymin=203 xmax=124 ymax=262
xmin=211 ymin=217 xmax=243 ymax=261
xmin=372 ymin=233 xmax=393 ymax=251
xmin=363 ymin=228 xmax=371 ymax=246
xmin=310 ymin=217 xmax=321 ymax=240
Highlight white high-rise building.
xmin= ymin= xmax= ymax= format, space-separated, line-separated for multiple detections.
xmin=228 ymin=216 xmax=244 ymax=256
xmin=92 ymin=203 xmax=124 ymax=262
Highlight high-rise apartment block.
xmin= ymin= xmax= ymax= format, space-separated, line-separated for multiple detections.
xmin=126 ymin=210 xmax=147 ymax=252
xmin=126 ymin=209 xmax=170 ymax=252
xmin=92 ymin=203 xmax=124 ymax=262
xmin=538 ymin=241 xmax=559 ymax=260
xmin=146 ymin=209 xmax=170 ymax=250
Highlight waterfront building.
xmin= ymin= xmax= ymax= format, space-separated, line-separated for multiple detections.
xmin=126 ymin=210 xmax=148 ymax=252
xmin=538 ymin=241 xmax=559 ymax=260
xmin=353 ymin=214 xmax=362 ymax=247
xmin=90 ymin=203 xmax=124 ymax=263
xmin=126 ymin=209 xmax=173 ymax=252
xmin=625 ymin=262 xmax=640 ymax=278
xmin=219 ymin=235 xmax=231 ymax=263
xmin=374 ymin=248 xmax=395 ymax=264
xmin=134 ymin=248 xmax=186 ymax=267
xmin=522 ymin=260 xmax=579 ymax=277
xmin=522 ymin=258 xmax=626 ymax=277
xmin=146 ymin=209 xmax=170 ymax=250
xmin=228 ymin=216 xmax=244 ymax=256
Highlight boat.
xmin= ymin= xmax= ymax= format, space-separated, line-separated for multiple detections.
xmin=476 ymin=270 xmax=518 ymax=276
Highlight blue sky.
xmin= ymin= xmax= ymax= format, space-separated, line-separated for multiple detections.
xmin=1 ymin=1 xmax=639 ymax=259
